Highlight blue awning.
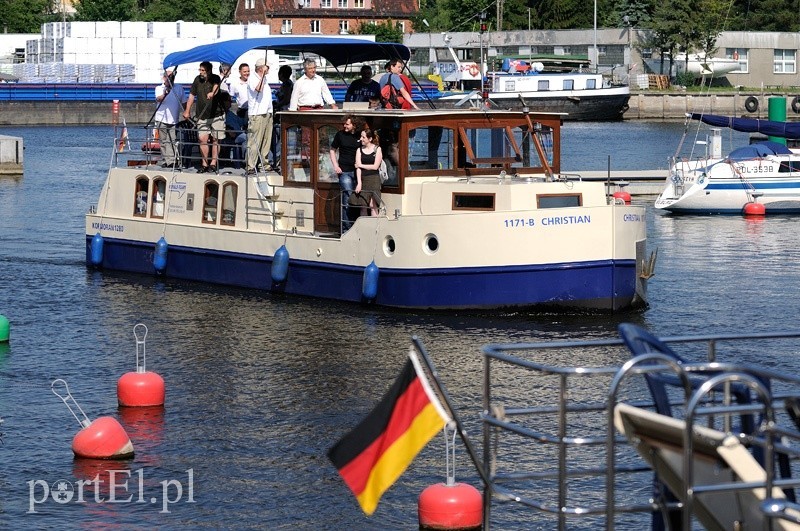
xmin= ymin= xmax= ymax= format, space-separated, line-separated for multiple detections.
xmin=163 ymin=37 xmax=410 ymax=70
xmin=690 ymin=112 xmax=800 ymax=139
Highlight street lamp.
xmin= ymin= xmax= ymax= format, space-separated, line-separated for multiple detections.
xmin=422 ymin=19 xmax=433 ymax=71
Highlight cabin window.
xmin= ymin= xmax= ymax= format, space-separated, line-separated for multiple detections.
xmin=537 ymin=194 xmax=581 ymax=208
xmin=203 ymin=181 xmax=219 ymax=223
xmin=220 ymin=182 xmax=237 ymax=226
xmin=134 ymin=176 xmax=149 ymax=217
xmin=286 ymin=125 xmax=311 ymax=183
xmin=563 ymin=79 xmax=574 ymax=90
xmin=538 ymin=79 xmax=549 ymax=91
xmin=151 ymin=178 xmax=166 ymax=219
xmin=457 ymin=124 xmax=554 ymax=170
xmin=586 ymin=78 xmax=596 ymax=89
xmin=726 ymin=48 xmax=747 ymax=73
xmin=376 ymin=126 xmax=400 ymax=186
xmin=774 ymin=49 xmax=796 ymax=74
xmin=310 ymin=20 xmax=321 ymax=34
xmin=408 ymin=126 xmax=454 ymax=172
xmin=452 ymin=193 xmax=495 ymax=211
xmin=318 ymin=124 xmax=338 ymax=183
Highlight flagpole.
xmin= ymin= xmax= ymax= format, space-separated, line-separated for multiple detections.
xmin=411 ymin=337 xmax=492 ymax=492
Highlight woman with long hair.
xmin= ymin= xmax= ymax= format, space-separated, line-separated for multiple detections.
xmin=350 ymin=128 xmax=383 ymax=217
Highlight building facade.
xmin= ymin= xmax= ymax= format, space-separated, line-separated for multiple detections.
xmin=234 ymin=0 xmax=417 ymax=37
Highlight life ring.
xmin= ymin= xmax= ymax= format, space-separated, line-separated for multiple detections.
xmin=792 ymin=96 xmax=800 ymax=114
xmin=744 ymin=96 xmax=759 ymax=113
xmin=468 ymin=64 xmax=479 ymax=77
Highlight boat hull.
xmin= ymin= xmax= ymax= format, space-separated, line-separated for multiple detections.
xmin=433 ymin=90 xmax=630 ymax=121
xmin=85 ymin=234 xmax=642 ymax=311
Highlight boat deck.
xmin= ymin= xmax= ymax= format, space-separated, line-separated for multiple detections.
xmin=463 ymin=328 xmax=800 ymax=528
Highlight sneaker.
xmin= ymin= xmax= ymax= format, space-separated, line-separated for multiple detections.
xmin=198 ymin=166 xmax=208 ymax=174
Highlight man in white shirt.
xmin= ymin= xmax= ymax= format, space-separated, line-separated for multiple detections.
xmin=154 ymin=68 xmax=185 ymax=168
xmin=288 ymin=58 xmax=338 ymax=111
xmin=229 ymin=63 xmax=250 ymax=123
xmin=245 ymin=58 xmax=274 ymax=174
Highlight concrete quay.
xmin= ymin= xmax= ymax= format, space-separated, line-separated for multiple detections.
xmin=574 ymin=170 xmax=666 ymax=196
xmin=0 ymin=134 xmax=23 ymax=174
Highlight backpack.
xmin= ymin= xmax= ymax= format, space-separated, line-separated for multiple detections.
xmin=380 ymin=74 xmax=404 ymax=109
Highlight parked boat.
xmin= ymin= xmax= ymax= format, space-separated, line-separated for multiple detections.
xmin=656 ymin=113 xmax=800 ymax=214
xmin=646 ymin=53 xmax=741 ymax=80
xmin=85 ymin=37 xmax=650 ymax=311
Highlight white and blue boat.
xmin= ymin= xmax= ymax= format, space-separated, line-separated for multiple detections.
xmin=85 ymin=37 xmax=650 ymax=311
xmin=656 ymin=113 xmax=800 ymax=214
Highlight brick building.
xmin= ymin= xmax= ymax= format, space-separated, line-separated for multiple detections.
xmin=234 ymin=0 xmax=418 ymax=37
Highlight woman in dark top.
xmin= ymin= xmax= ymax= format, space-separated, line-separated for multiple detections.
xmin=350 ymin=128 xmax=383 ymax=217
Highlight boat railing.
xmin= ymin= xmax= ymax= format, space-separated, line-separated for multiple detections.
xmin=112 ymin=124 xmax=248 ymax=171
xmin=479 ymin=330 xmax=800 ymax=529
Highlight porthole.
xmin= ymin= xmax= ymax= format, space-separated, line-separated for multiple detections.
xmin=384 ymin=236 xmax=396 ymax=256
xmin=424 ymin=233 xmax=439 ymax=254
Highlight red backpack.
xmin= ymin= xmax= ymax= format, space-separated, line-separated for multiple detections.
xmin=380 ymin=74 xmax=405 ymax=109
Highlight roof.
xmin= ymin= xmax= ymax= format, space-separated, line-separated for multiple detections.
xmin=163 ymin=37 xmax=410 ymax=69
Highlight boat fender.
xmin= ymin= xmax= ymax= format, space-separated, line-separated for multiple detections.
xmin=744 ymin=96 xmax=759 ymax=113
xmin=419 ymin=483 xmax=482 ymax=530
xmin=271 ymin=245 xmax=289 ymax=283
xmin=743 ymin=202 xmax=766 ymax=216
xmin=90 ymin=232 xmax=104 ymax=266
xmin=792 ymin=96 xmax=800 ymax=114
xmin=153 ymin=237 xmax=168 ymax=273
xmin=362 ymin=261 xmax=379 ymax=301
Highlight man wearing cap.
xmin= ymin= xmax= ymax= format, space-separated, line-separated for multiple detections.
xmin=288 ymin=58 xmax=338 ymax=111
xmin=154 ymin=68 xmax=185 ymax=168
xmin=245 ymin=58 xmax=274 ymax=175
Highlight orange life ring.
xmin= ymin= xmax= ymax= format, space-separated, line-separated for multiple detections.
xmin=468 ymin=64 xmax=479 ymax=77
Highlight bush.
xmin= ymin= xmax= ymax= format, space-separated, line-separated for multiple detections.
xmin=675 ymin=72 xmax=696 ymax=87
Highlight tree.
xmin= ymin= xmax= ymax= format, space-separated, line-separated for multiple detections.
xmin=1 ymin=0 xmax=57 ymax=33
xmin=74 ymin=0 xmax=136 ymax=21
xmin=358 ymin=20 xmax=404 ymax=43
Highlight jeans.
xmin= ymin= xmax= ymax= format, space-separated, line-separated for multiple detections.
xmin=339 ymin=171 xmax=354 ymax=229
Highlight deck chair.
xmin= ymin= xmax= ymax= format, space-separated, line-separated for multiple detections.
xmin=614 ymin=403 xmax=800 ymax=531
xmin=618 ymin=323 xmax=796 ymax=529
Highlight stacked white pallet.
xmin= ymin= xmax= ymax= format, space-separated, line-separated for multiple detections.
xmin=121 ymin=21 xmax=148 ymax=38
xmin=77 ymin=64 xmax=94 ymax=83
xmin=218 ymin=25 xmax=246 ymax=40
xmin=65 ymin=22 xmax=97 ymax=38
xmin=177 ymin=21 xmax=206 ymax=39
xmin=62 ymin=63 xmax=78 ymax=82
xmin=95 ymin=21 xmax=121 ymax=38
xmin=148 ymin=22 xmax=177 ymax=39
xmin=245 ymin=23 xmax=271 ymax=38
xmin=119 ymin=64 xmax=135 ymax=82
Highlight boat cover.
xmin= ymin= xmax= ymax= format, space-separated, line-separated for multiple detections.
xmin=163 ymin=37 xmax=410 ymax=69
xmin=690 ymin=113 xmax=800 ymax=139
xmin=728 ymin=141 xmax=793 ymax=161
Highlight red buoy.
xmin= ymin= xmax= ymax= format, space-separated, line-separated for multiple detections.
xmin=72 ymin=416 xmax=134 ymax=459
xmin=419 ymin=482 xmax=482 ymax=530
xmin=612 ymin=191 xmax=631 ymax=204
xmin=118 ymin=371 xmax=165 ymax=406
xmin=743 ymin=202 xmax=766 ymax=216
xmin=117 ymin=323 xmax=165 ymax=407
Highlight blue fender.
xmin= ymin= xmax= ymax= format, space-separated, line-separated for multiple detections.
xmin=153 ymin=237 xmax=168 ymax=273
xmin=271 ymin=245 xmax=289 ymax=283
xmin=90 ymin=232 xmax=104 ymax=266
xmin=362 ymin=261 xmax=379 ymax=301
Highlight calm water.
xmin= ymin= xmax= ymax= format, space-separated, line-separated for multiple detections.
xmin=0 ymin=122 xmax=798 ymax=529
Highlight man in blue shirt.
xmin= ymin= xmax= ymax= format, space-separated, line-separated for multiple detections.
xmin=345 ymin=65 xmax=380 ymax=103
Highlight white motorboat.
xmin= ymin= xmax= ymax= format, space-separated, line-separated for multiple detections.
xmin=85 ymin=37 xmax=650 ymax=311
xmin=646 ymin=53 xmax=740 ymax=80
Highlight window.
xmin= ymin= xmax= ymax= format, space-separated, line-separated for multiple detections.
xmin=338 ymin=0 xmax=347 ymax=6
xmin=339 ymin=20 xmax=349 ymax=34
xmin=407 ymin=126 xmax=454 ymax=173
xmin=310 ymin=20 xmax=321 ymax=34
xmin=286 ymin=125 xmax=312 ymax=183
xmin=321 ymin=0 xmax=331 ymax=7
xmin=453 ymin=193 xmax=495 ymax=211
xmin=245 ymin=0 xmax=255 ymax=8
xmin=537 ymin=194 xmax=582 ymax=208
xmin=563 ymin=79 xmax=574 ymax=90
xmin=726 ymin=48 xmax=748 ymax=73
xmin=151 ymin=178 xmax=166 ymax=218
xmin=537 ymin=79 xmax=549 ymax=91
xmin=354 ymin=0 xmax=364 ymax=7
xmin=317 ymin=125 xmax=338 ymax=183
xmin=220 ymin=182 xmax=237 ymax=226
xmin=134 ymin=176 xmax=149 ymax=216
xmin=397 ymin=21 xmax=405 ymax=33
xmin=774 ymin=49 xmax=796 ymax=74
xmin=586 ymin=78 xmax=596 ymax=89
xmin=281 ymin=20 xmax=292 ymax=34
xmin=203 ymin=181 xmax=219 ymax=223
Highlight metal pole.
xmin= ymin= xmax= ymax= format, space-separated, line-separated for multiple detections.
xmin=593 ymin=0 xmax=598 ymax=73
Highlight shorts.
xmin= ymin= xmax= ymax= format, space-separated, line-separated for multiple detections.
xmin=197 ymin=115 xmax=225 ymax=140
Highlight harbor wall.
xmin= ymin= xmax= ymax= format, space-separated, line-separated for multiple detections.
xmin=0 ymin=92 xmax=798 ymax=125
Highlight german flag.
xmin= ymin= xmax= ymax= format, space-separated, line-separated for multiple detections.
xmin=328 ymin=352 xmax=451 ymax=515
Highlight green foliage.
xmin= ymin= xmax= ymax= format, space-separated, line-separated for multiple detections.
xmin=675 ymin=71 xmax=696 ymax=86
xmin=1 ymin=0 xmax=56 ymax=32
xmin=358 ymin=20 xmax=404 ymax=42
xmin=74 ymin=0 xmax=136 ymax=21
